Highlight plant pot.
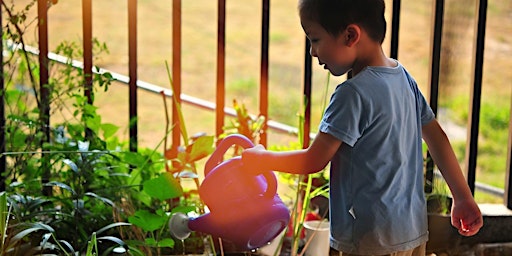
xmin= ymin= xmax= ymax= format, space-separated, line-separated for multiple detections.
xmin=426 ymin=194 xmax=452 ymax=214
xmin=302 ymin=220 xmax=330 ymax=256
xmin=426 ymin=213 xmax=459 ymax=254
xmin=258 ymin=229 xmax=286 ymax=256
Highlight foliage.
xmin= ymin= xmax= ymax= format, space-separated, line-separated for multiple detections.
xmin=222 ymin=99 xmax=266 ymax=145
xmin=0 ymin=1 xmax=190 ymax=254
xmin=2 ymin=2 xmax=216 ymax=254
xmin=425 ymin=173 xmax=452 ymax=215
xmin=119 ymin=61 xmax=215 ymax=255
xmin=3 ymin=2 xmax=123 ymax=252
xmin=262 ymin=75 xmax=331 ymax=256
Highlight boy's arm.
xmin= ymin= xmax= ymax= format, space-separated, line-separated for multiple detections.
xmin=242 ymin=132 xmax=342 ymax=175
xmin=422 ymin=119 xmax=483 ymax=236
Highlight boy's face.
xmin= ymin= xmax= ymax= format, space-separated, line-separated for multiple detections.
xmin=300 ymin=17 xmax=356 ymax=76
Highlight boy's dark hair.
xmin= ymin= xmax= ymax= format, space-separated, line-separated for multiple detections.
xmin=299 ymin=0 xmax=387 ymax=44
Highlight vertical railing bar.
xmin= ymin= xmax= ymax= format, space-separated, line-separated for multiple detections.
xmin=216 ymin=0 xmax=226 ymax=141
xmin=259 ymin=0 xmax=270 ymax=146
xmin=172 ymin=0 xmax=182 ymax=157
xmin=82 ymin=0 xmax=93 ymax=141
xmin=466 ymin=0 xmax=487 ymax=195
xmin=302 ymin=39 xmax=312 ymax=148
xmin=0 ymin=0 xmax=5 ymax=191
xmin=37 ymin=0 xmax=51 ymax=195
xmin=425 ymin=0 xmax=444 ymax=194
xmin=128 ymin=0 xmax=138 ymax=152
xmin=506 ymin=96 xmax=512 ymax=208
xmin=389 ymin=0 xmax=401 ymax=59
xmin=82 ymin=0 xmax=93 ymax=104
xmin=428 ymin=0 xmax=443 ymax=117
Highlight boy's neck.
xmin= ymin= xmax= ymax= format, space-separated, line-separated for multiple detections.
xmin=351 ymin=42 xmax=395 ymax=76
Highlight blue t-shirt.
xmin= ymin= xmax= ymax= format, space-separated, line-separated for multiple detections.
xmin=319 ymin=62 xmax=435 ymax=255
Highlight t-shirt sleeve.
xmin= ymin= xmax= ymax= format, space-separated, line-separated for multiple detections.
xmin=403 ymin=68 xmax=435 ymax=126
xmin=418 ymin=92 xmax=435 ymax=126
xmin=319 ymin=84 xmax=366 ymax=147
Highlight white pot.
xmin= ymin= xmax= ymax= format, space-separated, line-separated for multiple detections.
xmin=302 ymin=220 xmax=330 ymax=256
xmin=258 ymin=228 xmax=286 ymax=256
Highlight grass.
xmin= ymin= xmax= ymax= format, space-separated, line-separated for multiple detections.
xmin=11 ymin=0 xmax=512 ymax=203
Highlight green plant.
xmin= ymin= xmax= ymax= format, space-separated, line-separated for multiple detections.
xmin=423 ymin=140 xmax=452 ymax=215
xmin=222 ymin=99 xmax=266 ymax=146
xmin=425 ymin=176 xmax=452 ymax=215
xmin=265 ymin=73 xmax=332 ymax=256
xmin=121 ymin=62 xmax=215 ymax=255
xmin=0 ymin=2 xmax=156 ymax=254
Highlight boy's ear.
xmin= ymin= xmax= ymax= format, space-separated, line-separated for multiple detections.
xmin=345 ymin=24 xmax=361 ymax=47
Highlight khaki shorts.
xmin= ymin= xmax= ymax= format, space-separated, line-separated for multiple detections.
xmin=332 ymin=242 xmax=427 ymax=256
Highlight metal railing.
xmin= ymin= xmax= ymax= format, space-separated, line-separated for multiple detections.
xmin=1 ymin=0 xmax=510 ymax=208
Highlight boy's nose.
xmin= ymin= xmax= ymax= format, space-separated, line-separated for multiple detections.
xmin=309 ymin=46 xmax=318 ymax=57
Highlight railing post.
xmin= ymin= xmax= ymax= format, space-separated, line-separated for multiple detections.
xmin=465 ymin=0 xmax=487 ymax=196
xmin=259 ymin=0 xmax=270 ymax=146
xmin=302 ymin=38 xmax=312 ymax=148
xmin=425 ymin=0 xmax=444 ymax=194
xmin=0 ymin=0 xmax=5 ymax=191
xmin=82 ymin=0 xmax=93 ymax=104
xmin=128 ymin=0 xmax=138 ymax=152
xmin=216 ymin=0 xmax=226 ymax=141
xmin=171 ymin=0 xmax=182 ymax=158
xmin=82 ymin=0 xmax=94 ymax=141
xmin=37 ymin=0 xmax=51 ymax=195
xmin=389 ymin=0 xmax=401 ymax=59
xmin=507 ymin=95 xmax=512 ymax=209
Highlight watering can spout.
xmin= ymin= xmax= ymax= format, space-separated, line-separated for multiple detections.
xmin=168 ymin=212 xmax=218 ymax=240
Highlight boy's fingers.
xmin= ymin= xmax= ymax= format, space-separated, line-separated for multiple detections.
xmin=458 ymin=216 xmax=483 ymax=236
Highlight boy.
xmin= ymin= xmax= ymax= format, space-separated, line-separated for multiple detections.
xmin=242 ymin=0 xmax=483 ymax=255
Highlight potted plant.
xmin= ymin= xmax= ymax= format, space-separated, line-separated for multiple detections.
xmin=425 ymin=172 xmax=459 ymax=254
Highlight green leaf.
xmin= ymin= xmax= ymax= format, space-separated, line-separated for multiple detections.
xmin=44 ymin=181 xmax=76 ymax=196
xmin=9 ymin=223 xmax=55 ymax=247
xmin=121 ymin=152 xmax=147 ymax=168
xmin=57 ymin=239 xmax=76 ymax=254
xmin=0 ymin=192 xmax=8 ymax=247
xmin=12 ymin=132 xmax=28 ymax=148
xmin=144 ymin=237 xmax=157 ymax=246
xmin=128 ymin=166 xmax=143 ymax=186
xmin=63 ymin=159 xmax=79 ymax=173
xmin=157 ymin=238 xmax=175 ymax=248
xmin=95 ymin=222 xmax=131 ymax=235
xmin=101 ymin=123 xmax=119 ymax=139
xmin=84 ymin=192 xmax=115 ymax=207
xmin=143 ymin=173 xmax=183 ymax=201
xmin=86 ymin=116 xmax=101 ymax=134
xmin=171 ymin=205 xmax=197 ymax=215
xmin=188 ymin=135 xmax=214 ymax=162
xmin=86 ymin=232 xmax=97 ymax=256
xmin=97 ymin=236 xmax=126 ymax=247
xmin=128 ymin=210 xmax=167 ymax=232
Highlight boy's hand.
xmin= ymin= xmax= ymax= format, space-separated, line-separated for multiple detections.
xmin=241 ymin=144 xmax=267 ymax=174
xmin=451 ymin=198 xmax=483 ymax=236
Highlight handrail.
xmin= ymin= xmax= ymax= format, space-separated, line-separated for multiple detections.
xmin=6 ymin=41 xmax=307 ymax=138
xmin=5 ymin=40 xmax=504 ymax=199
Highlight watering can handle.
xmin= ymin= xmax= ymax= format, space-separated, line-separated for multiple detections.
xmin=204 ymin=134 xmax=277 ymax=198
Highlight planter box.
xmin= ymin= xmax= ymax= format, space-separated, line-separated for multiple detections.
xmin=427 ymin=204 xmax=512 ymax=255
xmin=427 ymin=213 xmax=460 ymax=254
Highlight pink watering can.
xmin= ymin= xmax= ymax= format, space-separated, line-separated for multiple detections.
xmin=169 ymin=134 xmax=290 ymax=250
